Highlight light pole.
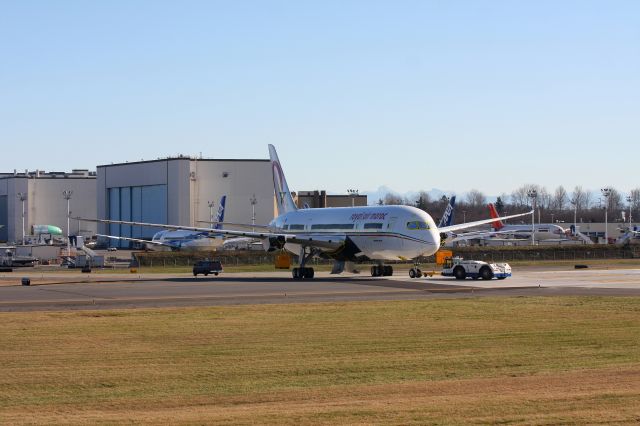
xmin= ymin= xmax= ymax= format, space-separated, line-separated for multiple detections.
xmin=63 ymin=190 xmax=73 ymax=254
xmin=207 ymin=201 xmax=215 ymax=229
xmin=627 ymin=195 xmax=633 ymax=226
xmin=250 ymin=194 xmax=257 ymax=232
xmin=570 ymin=197 xmax=577 ymax=235
xmin=462 ymin=210 xmax=467 ymax=223
xmin=601 ymin=187 xmax=611 ymax=244
xmin=527 ymin=189 xmax=537 ymax=245
xmin=347 ymin=189 xmax=359 ymax=207
xmin=551 ymin=213 xmax=554 ymax=224
xmin=16 ymin=193 xmax=26 ymax=245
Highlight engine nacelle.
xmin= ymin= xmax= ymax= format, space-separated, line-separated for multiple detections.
xmin=262 ymin=236 xmax=286 ymax=252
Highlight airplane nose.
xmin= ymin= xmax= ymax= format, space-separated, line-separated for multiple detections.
xmin=431 ymin=228 xmax=441 ymax=247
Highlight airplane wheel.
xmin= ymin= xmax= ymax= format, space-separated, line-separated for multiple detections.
xmin=480 ymin=266 xmax=494 ymax=280
xmin=384 ymin=266 xmax=393 ymax=276
xmin=306 ymin=268 xmax=314 ymax=279
xmin=292 ymin=268 xmax=301 ymax=280
xmin=371 ymin=265 xmax=382 ymax=277
xmin=204 ymin=272 xmax=209 ymax=276
xmin=409 ymin=268 xmax=416 ymax=279
xmin=453 ymin=266 xmax=466 ymax=280
xmin=415 ymin=268 xmax=421 ymax=277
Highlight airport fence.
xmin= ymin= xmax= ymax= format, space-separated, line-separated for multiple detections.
xmin=448 ymin=245 xmax=640 ymax=263
xmin=132 ymin=244 xmax=640 ymax=268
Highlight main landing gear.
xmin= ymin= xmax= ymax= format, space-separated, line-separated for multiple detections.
xmin=292 ymin=247 xmax=318 ymax=280
xmin=370 ymin=264 xmax=393 ymax=277
xmin=292 ymin=267 xmax=314 ymax=279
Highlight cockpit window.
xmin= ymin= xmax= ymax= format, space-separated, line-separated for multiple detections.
xmin=406 ymin=221 xmax=429 ymax=230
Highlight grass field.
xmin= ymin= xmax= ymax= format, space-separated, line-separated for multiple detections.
xmin=2 ymin=298 xmax=640 ymax=424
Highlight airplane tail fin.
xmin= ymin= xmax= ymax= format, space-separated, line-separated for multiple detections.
xmin=438 ymin=196 xmax=456 ymax=228
xmin=269 ymin=144 xmax=298 ymax=215
xmin=488 ymin=203 xmax=504 ymax=230
xmin=214 ymin=195 xmax=226 ymax=230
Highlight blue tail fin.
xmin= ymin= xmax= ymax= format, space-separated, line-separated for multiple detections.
xmin=214 ymin=195 xmax=226 ymax=230
xmin=438 ymin=195 xmax=456 ymax=228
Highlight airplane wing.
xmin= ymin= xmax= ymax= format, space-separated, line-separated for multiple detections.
xmin=438 ymin=210 xmax=534 ymax=234
xmin=78 ymin=217 xmax=278 ymax=238
xmin=80 ymin=217 xmax=345 ymax=251
xmin=96 ymin=234 xmax=174 ymax=247
xmin=196 ymin=220 xmax=271 ymax=230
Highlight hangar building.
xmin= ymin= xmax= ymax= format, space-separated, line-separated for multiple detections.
xmin=97 ymin=157 xmax=275 ymax=247
xmin=0 ymin=170 xmax=97 ymax=243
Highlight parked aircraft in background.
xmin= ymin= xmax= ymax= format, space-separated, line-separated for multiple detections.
xmin=437 ymin=196 xmax=456 ymax=228
xmin=80 ymin=145 xmax=532 ymax=279
xmin=31 ymin=225 xmax=63 ymax=235
xmin=97 ymin=196 xmax=227 ymax=251
xmin=488 ymin=204 xmax=567 ymax=240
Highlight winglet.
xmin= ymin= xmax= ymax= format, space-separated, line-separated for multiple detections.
xmin=269 ymin=145 xmax=298 ymax=215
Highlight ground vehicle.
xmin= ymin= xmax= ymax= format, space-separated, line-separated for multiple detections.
xmin=192 ymin=259 xmax=223 ymax=277
xmin=441 ymin=256 xmax=511 ymax=280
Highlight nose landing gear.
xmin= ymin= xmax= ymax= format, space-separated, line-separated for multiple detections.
xmin=408 ymin=267 xmax=422 ymax=278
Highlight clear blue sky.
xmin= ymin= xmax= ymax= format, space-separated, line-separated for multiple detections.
xmin=1 ymin=1 xmax=638 ymax=196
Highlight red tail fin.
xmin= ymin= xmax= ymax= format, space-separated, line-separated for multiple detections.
xmin=488 ymin=203 xmax=504 ymax=230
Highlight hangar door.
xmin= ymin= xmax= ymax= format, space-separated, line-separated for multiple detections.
xmin=0 ymin=195 xmax=7 ymax=242
xmin=107 ymin=185 xmax=167 ymax=248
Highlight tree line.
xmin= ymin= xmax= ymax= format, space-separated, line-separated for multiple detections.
xmin=377 ymin=185 xmax=640 ymax=225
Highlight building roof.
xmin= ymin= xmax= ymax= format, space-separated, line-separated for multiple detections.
xmin=0 ymin=170 xmax=96 ymax=180
xmin=97 ymin=157 xmax=269 ymax=168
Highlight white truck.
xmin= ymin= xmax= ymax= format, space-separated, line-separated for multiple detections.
xmin=441 ymin=256 xmax=511 ymax=280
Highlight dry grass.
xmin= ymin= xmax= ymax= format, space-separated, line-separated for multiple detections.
xmin=1 ymin=298 xmax=640 ymax=424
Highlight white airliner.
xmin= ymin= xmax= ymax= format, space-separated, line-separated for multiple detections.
xmin=487 ymin=204 xmax=568 ymax=240
xmin=80 ymin=145 xmax=531 ymax=278
xmin=97 ymin=196 xmax=227 ymax=251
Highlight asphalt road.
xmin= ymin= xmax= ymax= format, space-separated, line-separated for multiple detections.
xmin=1 ymin=267 xmax=640 ymax=312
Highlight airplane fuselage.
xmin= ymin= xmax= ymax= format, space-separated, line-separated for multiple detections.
xmin=150 ymin=230 xmax=222 ymax=251
xmin=495 ymin=224 xmax=566 ymax=240
xmin=268 ymin=205 xmax=441 ymax=261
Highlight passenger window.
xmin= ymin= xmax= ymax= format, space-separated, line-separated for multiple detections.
xmin=364 ymin=223 xmax=383 ymax=230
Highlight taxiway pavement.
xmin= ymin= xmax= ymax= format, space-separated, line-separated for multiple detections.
xmin=1 ymin=267 xmax=640 ymax=311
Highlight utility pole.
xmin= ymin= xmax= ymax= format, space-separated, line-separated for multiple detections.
xmin=63 ymin=190 xmax=73 ymax=254
xmin=570 ymin=197 xmax=577 ymax=235
xmin=627 ymin=195 xmax=633 ymax=226
xmin=527 ymin=189 xmax=537 ymax=245
xmin=250 ymin=194 xmax=257 ymax=232
xmin=16 ymin=193 xmax=26 ymax=245
xmin=207 ymin=201 xmax=215 ymax=229
xmin=347 ymin=189 xmax=359 ymax=207
xmin=601 ymin=187 xmax=611 ymax=244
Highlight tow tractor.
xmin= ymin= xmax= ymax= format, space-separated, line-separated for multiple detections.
xmin=441 ymin=256 xmax=511 ymax=280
